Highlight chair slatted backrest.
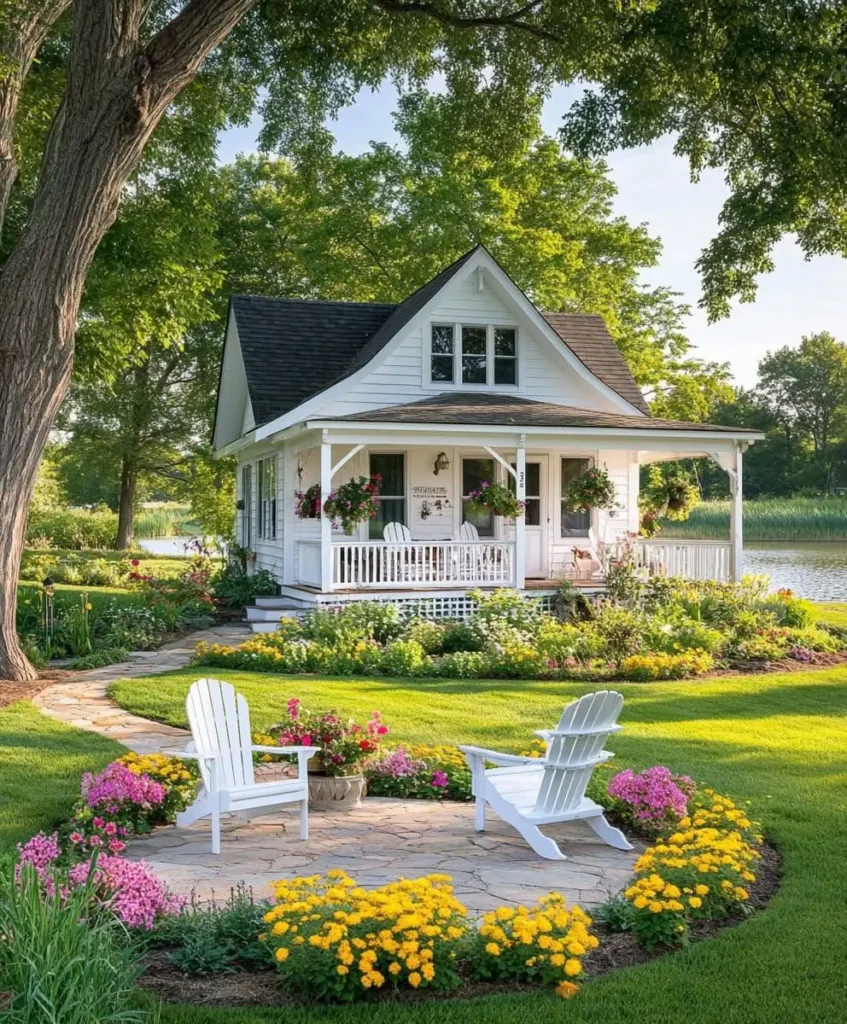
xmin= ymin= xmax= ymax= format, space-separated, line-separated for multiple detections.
xmin=383 ymin=522 xmax=412 ymax=544
xmin=185 ymin=678 xmax=255 ymax=791
xmin=534 ymin=691 xmax=624 ymax=816
xmin=457 ymin=521 xmax=480 ymax=542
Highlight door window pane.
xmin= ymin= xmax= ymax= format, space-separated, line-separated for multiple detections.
xmin=494 ymin=328 xmax=517 ymax=385
xmin=509 ymin=461 xmax=541 ymax=525
xmin=370 ymin=453 xmax=405 ymax=539
xmin=430 ymin=325 xmax=454 ymax=383
xmin=461 ymin=326 xmax=487 ymax=384
xmin=561 ymin=458 xmax=591 ymax=537
xmin=462 ymin=458 xmax=495 ymax=537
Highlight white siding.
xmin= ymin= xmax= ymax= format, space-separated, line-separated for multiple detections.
xmin=236 ymin=447 xmax=285 ymax=580
xmin=307 ymin=270 xmax=624 ymax=419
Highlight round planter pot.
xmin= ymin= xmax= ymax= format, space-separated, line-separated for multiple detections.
xmin=308 ymin=773 xmax=366 ymax=812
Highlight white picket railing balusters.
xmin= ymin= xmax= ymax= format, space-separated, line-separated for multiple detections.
xmin=634 ymin=538 xmax=731 ymax=582
xmin=329 ymin=540 xmax=516 ymax=589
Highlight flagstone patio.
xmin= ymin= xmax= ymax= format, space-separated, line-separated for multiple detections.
xmin=127 ymin=798 xmax=641 ymax=914
xmin=34 ymin=621 xmax=639 ymax=914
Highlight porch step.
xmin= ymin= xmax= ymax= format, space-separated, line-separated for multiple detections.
xmin=255 ymin=596 xmax=301 ymax=610
xmin=246 ymin=604 xmax=303 ymax=623
xmin=250 ymin=620 xmax=287 ymax=634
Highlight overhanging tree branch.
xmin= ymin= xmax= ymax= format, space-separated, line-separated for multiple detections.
xmin=369 ymin=0 xmax=565 ymax=44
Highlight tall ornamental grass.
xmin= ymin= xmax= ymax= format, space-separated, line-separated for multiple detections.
xmin=661 ymin=497 xmax=847 ymax=541
xmin=0 ymin=865 xmax=150 ymax=1024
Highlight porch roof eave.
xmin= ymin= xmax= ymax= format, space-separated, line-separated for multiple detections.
xmin=289 ymin=416 xmax=765 ymax=453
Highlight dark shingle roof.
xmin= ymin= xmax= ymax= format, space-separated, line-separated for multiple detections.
xmin=336 ymin=392 xmax=754 ymax=434
xmin=231 ymin=296 xmax=394 ymax=427
xmin=541 ymin=313 xmax=651 ymax=414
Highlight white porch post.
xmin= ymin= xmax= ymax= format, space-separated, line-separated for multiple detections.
xmin=515 ymin=434 xmax=526 ymax=589
xmin=320 ymin=430 xmax=333 ymax=592
xmin=730 ymin=443 xmax=744 ymax=582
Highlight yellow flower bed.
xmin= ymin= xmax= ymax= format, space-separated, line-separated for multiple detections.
xmin=469 ymin=893 xmax=597 ymax=998
xmin=261 ymin=872 xmax=598 ymax=1002
xmin=116 ymin=751 xmax=199 ymax=822
xmin=261 ymin=871 xmax=469 ymax=1001
xmin=622 ymin=788 xmax=762 ymax=948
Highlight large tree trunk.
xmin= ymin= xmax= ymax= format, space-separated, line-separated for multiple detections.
xmin=116 ymin=458 xmax=137 ymax=550
xmin=0 ymin=0 xmax=257 ymax=681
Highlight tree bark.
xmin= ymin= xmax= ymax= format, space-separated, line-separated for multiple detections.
xmin=0 ymin=0 xmax=257 ymax=681
xmin=116 ymin=457 xmax=137 ymax=549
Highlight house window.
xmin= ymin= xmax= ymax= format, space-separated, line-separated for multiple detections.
xmin=257 ymin=457 xmax=277 ymax=539
xmin=241 ymin=464 xmax=253 ymax=548
xmin=462 ymin=457 xmax=495 ymax=537
xmin=561 ymin=458 xmax=591 ymax=537
xmin=430 ymin=325 xmax=454 ymax=383
xmin=429 ymin=323 xmax=519 ymax=386
xmin=494 ymin=328 xmax=517 ymax=385
xmin=461 ymin=327 xmax=487 ymax=384
xmin=370 ymin=453 xmax=405 ymax=539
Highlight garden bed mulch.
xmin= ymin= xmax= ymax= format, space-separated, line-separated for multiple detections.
xmin=0 ymin=668 xmax=76 ymax=709
xmin=138 ymin=841 xmax=781 ymax=1010
xmin=712 ymin=650 xmax=847 ymax=677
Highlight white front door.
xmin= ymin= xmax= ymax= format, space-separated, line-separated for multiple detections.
xmin=510 ymin=457 xmax=547 ymax=578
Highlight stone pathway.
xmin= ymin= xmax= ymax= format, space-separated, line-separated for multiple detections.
xmin=130 ymin=799 xmax=639 ymax=914
xmin=34 ymin=623 xmax=251 ymax=754
xmin=33 ymin=621 xmax=639 ymax=912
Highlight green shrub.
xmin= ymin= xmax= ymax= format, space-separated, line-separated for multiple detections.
xmin=380 ymin=639 xmax=431 ymax=677
xmin=784 ymin=626 xmax=842 ymax=652
xmin=436 ymin=651 xmax=488 ymax=678
xmin=0 ymin=865 xmax=149 ymax=1024
xmin=592 ymin=605 xmax=647 ymax=663
xmin=20 ymin=551 xmax=131 ymax=587
xmin=440 ymin=620 xmax=483 ymax=653
xmin=401 ymin=617 xmax=447 ymax=654
xmin=26 ymin=506 xmax=119 ymax=549
xmin=212 ymin=563 xmax=278 ymax=609
xmin=152 ymin=887 xmax=270 ymax=974
xmin=764 ymin=592 xmax=814 ymax=628
xmin=301 ymin=603 xmax=403 ymax=645
xmin=647 ymin=618 xmax=725 ymax=655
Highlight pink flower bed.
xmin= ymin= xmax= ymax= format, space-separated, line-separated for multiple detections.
xmin=607 ymin=766 xmax=695 ymax=830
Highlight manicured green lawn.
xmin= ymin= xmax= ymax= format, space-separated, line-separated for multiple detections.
xmin=812 ymin=601 xmax=847 ymax=629
xmin=106 ymin=665 xmax=847 ymax=1024
xmin=0 ymin=702 xmax=122 ymax=863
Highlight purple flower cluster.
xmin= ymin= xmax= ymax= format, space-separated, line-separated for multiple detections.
xmin=789 ymin=646 xmax=815 ymax=663
xmin=430 ymin=770 xmax=449 ymax=789
xmin=608 ymin=766 xmax=694 ymax=826
xmin=371 ymin=745 xmax=427 ymax=779
xmin=81 ymin=763 xmax=166 ymax=815
xmin=68 ymin=854 xmax=185 ymax=930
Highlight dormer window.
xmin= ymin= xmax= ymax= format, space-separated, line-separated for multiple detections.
xmin=429 ymin=324 xmax=518 ymax=386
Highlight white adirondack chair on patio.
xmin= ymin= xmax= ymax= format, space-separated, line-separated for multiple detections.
xmin=459 ymin=690 xmax=633 ymax=860
xmin=173 ymin=678 xmax=317 ymax=854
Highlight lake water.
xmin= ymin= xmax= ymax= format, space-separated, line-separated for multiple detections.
xmin=139 ymin=538 xmax=847 ymax=602
xmin=743 ymin=542 xmax=847 ymax=601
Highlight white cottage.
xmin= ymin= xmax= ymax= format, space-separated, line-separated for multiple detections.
xmin=213 ymin=245 xmax=763 ymax=624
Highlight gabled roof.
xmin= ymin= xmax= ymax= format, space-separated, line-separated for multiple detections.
xmin=542 ymin=314 xmax=650 ymax=415
xmin=230 ymin=296 xmax=394 ymax=428
xmin=336 ymin=392 xmax=752 ymax=434
xmin=227 ymin=246 xmax=650 ymax=434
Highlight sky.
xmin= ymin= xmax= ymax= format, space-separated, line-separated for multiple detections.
xmin=217 ymin=82 xmax=847 ymax=388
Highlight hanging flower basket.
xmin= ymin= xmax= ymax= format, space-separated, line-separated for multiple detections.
xmin=662 ymin=474 xmax=700 ymax=520
xmin=294 ymin=484 xmax=321 ymax=520
xmin=563 ymin=465 xmax=617 ymax=513
xmin=322 ymin=474 xmax=382 ymax=534
xmin=466 ymin=480 xmax=525 ymax=519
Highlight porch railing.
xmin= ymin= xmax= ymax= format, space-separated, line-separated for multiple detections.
xmin=331 ymin=540 xmax=516 ymax=589
xmin=634 ymin=538 xmax=731 ymax=582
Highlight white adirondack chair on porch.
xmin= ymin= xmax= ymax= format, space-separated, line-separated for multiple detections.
xmin=383 ymin=521 xmax=416 ymax=581
xmin=173 ymin=678 xmax=316 ymax=854
xmin=459 ymin=690 xmax=633 ymax=860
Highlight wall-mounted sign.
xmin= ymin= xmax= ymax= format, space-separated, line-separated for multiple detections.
xmin=412 ymin=485 xmax=451 ymax=521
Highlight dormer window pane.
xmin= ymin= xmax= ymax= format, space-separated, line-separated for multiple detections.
xmin=462 ymin=326 xmax=487 ymax=384
xmin=431 ymin=324 xmax=454 ymax=382
xmin=494 ymin=328 xmax=517 ymax=384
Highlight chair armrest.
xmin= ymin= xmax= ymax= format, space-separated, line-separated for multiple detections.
xmin=252 ymin=745 xmax=319 ymax=756
xmin=458 ymin=745 xmax=538 ymax=767
xmin=167 ymin=749 xmax=218 ymax=761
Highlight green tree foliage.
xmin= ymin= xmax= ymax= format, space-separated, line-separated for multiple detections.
xmin=214 ymin=88 xmax=726 ymax=413
xmin=559 ymin=0 xmax=847 ymax=319
xmin=188 ymin=455 xmax=236 ymax=547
